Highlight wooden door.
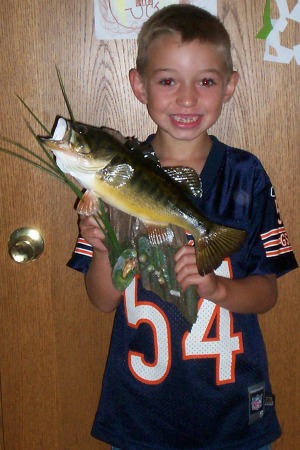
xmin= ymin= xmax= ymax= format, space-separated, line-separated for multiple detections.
xmin=0 ymin=2 xmax=114 ymax=449
xmin=0 ymin=1 xmax=298 ymax=449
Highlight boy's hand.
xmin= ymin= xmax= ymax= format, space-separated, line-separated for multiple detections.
xmin=174 ymin=245 xmax=277 ymax=314
xmin=80 ymin=215 xmax=123 ymax=312
xmin=79 ymin=215 xmax=108 ymax=253
xmin=174 ymin=245 xmax=219 ymax=299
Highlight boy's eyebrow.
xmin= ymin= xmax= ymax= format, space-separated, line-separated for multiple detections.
xmin=151 ymin=68 xmax=176 ymax=73
xmin=151 ymin=68 xmax=224 ymax=76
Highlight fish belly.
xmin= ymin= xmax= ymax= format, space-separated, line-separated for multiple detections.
xmin=94 ymin=179 xmax=200 ymax=233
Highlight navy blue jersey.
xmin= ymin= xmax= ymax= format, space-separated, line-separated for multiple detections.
xmin=68 ymin=136 xmax=297 ymax=450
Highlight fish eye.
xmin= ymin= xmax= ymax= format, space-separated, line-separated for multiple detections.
xmin=73 ymin=123 xmax=88 ymax=135
xmin=70 ymin=129 xmax=91 ymax=154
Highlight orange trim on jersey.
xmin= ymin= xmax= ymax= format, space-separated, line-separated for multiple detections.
xmin=261 ymin=227 xmax=293 ymax=257
xmin=265 ymin=246 xmax=293 ymax=257
xmin=124 ymin=276 xmax=172 ymax=385
xmin=182 ymin=299 xmax=243 ymax=385
xmin=263 ymin=238 xmax=281 ymax=248
xmin=77 ymin=237 xmax=91 ymax=245
xmin=182 ymin=259 xmax=243 ymax=385
xmin=74 ymin=248 xmax=93 ymax=256
xmin=261 ymin=226 xmax=286 ymax=240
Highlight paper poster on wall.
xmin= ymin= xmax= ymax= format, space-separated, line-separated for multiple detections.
xmin=94 ymin=0 xmax=217 ymax=40
xmin=256 ymin=0 xmax=300 ymax=64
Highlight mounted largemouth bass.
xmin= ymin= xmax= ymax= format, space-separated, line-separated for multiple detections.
xmin=41 ymin=117 xmax=246 ymax=276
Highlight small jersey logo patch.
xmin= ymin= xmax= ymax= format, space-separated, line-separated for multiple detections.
xmin=248 ymin=382 xmax=265 ymax=425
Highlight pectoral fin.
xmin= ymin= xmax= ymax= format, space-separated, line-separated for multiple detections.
xmin=98 ymin=163 xmax=134 ymax=188
xmin=76 ymin=190 xmax=99 ymax=216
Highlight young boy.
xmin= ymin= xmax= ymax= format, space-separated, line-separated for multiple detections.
xmin=68 ymin=5 xmax=298 ymax=449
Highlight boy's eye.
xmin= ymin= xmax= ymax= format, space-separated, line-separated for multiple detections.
xmin=160 ymin=78 xmax=175 ymax=86
xmin=200 ymin=78 xmax=215 ymax=87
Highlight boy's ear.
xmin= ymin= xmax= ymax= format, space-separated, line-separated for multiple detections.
xmin=223 ymin=71 xmax=239 ymax=103
xmin=129 ymin=69 xmax=147 ymax=104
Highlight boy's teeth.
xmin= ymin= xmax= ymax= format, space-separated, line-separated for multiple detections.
xmin=173 ymin=115 xmax=199 ymax=123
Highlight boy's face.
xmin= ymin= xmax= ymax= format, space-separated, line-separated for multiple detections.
xmin=130 ymin=34 xmax=238 ymax=145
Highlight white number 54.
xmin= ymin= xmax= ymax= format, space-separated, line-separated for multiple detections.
xmin=124 ymin=260 xmax=243 ymax=385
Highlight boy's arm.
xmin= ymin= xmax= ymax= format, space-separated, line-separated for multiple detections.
xmin=80 ymin=216 xmax=122 ymax=312
xmin=202 ymin=273 xmax=277 ymax=314
xmin=174 ymin=245 xmax=277 ymax=314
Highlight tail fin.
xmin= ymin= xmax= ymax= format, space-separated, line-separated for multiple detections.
xmin=195 ymin=224 xmax=247 ymax=276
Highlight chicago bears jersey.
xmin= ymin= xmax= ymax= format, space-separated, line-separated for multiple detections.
xmin=68 ymin=136 xmax=297 ymax=449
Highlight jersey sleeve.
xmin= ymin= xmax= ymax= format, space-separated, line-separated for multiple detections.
xmin=245 ymin=171 xmax=298 ymax=278
xmin=67 ymin=237 xmax=93 ymax=274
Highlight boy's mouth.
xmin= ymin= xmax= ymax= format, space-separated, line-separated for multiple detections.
xmin=170 ymin=114 xmax=202 ymax=125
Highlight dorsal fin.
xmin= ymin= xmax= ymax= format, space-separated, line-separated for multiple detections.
xmin=164 ymin=166 xmax=203 ymax=198
xmin=101 ymin=126 xmax=126 ymax=144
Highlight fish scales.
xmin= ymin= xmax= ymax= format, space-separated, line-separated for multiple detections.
xmin=108 ymin=152 xmax=193 ymax=225
xmin=127 ymin=172 xmax=198 ymax=228
xmin=123 ymin=156 xmax=200 ymax=226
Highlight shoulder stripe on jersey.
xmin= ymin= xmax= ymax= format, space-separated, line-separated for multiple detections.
xmin=74 ymin=237 xmax=93 ymax=258
xmin=75 ymin=248 xmax=94 ymax=257
xmin=77 ymin=237 xmax=91 ymax=245
xmin=260 ymin=226 xmax=293 ymax=258
xmin=261 ymin=226 xmax=286 ymax=240
xmin=265 ymin=247 xmax=293 ymax=257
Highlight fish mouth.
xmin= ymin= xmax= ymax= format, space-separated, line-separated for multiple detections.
xmin=40 ymin=118 xmax=70 ymax=151
xmin=52 ymin=117 xmax=68 ymax=140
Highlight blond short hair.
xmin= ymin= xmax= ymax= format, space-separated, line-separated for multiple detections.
xmin=136 ymin=4 xmax=233 ymax=75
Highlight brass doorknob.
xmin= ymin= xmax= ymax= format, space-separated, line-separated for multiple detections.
xmin=8 ymin=227 xmax=44 ymax=264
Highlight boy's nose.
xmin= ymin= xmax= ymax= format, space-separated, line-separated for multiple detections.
xmin=176 ymin=84 xmax=198 ymax=107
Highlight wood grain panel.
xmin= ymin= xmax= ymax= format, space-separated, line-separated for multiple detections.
xmin=0 ymin=1 xmax=110 ymax=449
xmin=0 ymin=375 xmax=4 ymax=450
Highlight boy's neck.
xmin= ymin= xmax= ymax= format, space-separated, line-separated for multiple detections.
xmin=151 ymin=132 xmax=212 ymax=175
